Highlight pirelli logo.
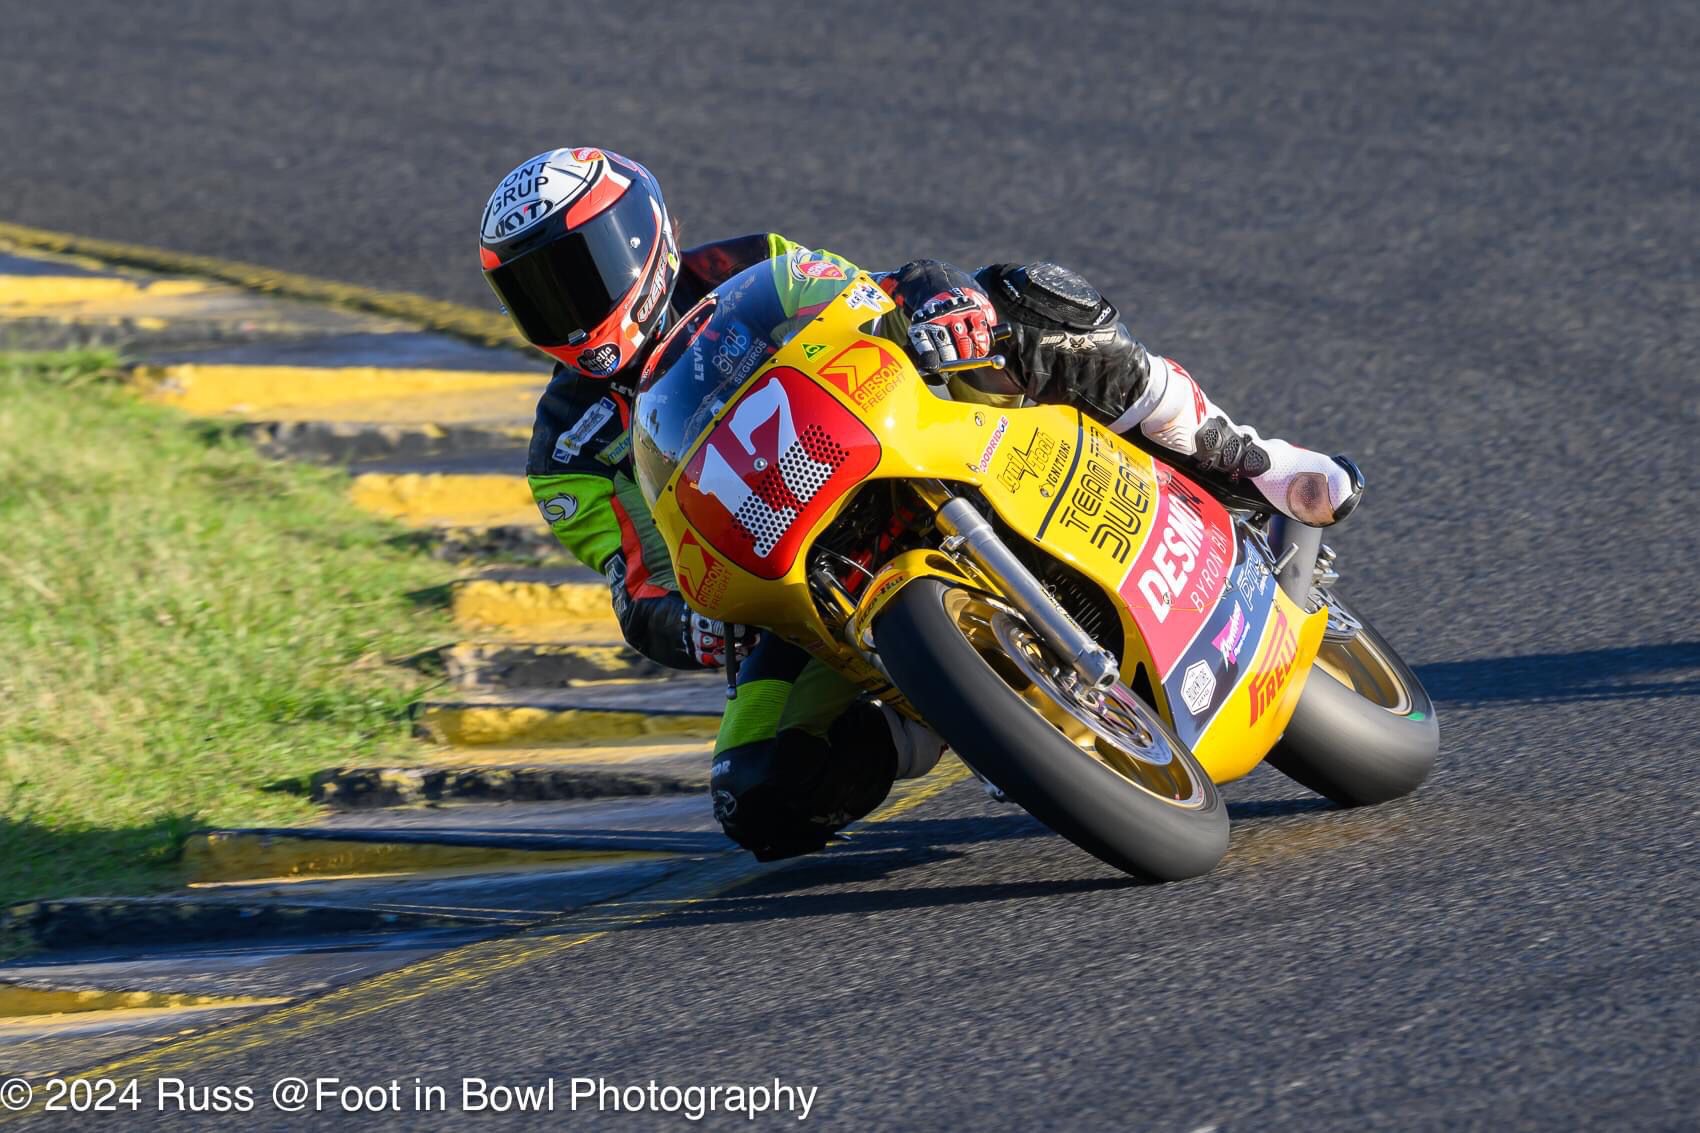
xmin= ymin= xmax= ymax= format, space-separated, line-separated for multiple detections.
xmin=1248 ymin=607 xmax=1298 ymax=724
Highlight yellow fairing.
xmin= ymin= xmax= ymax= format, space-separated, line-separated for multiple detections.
xmin=648 ymin=273 xmax=1324 ymax=784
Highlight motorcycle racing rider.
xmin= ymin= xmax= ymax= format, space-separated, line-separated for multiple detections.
xmin=482 ymin=147 xmax=1363 ymax=860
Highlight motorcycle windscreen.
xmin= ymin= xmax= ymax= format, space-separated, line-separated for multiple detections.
xmin=631 ymin=251 xmax=860 ymax=506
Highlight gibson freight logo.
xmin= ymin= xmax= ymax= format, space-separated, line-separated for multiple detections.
xmin=818 ymin=339 xmax=904 ymax=408
xmin=1248 ymin=607 xmax=1298 ymax=724
xmin=674 ymin=530 xmax=729 ymax=607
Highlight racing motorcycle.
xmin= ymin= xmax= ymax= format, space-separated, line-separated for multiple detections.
xmin=631 ymin=252 xmax=1437 ymax=881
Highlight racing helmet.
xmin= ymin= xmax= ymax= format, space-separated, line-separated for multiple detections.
xmin=480 ymin=147 xmax=678 ymax=377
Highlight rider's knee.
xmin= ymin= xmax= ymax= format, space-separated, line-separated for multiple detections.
xmin=710 ymin=738 xmax=834 ymax=861
xmin=710 ymin=713 xmax=897 ymax=862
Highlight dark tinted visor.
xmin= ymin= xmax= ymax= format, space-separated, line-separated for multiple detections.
xmin=484 ymin=184 xmax=658 ymax=346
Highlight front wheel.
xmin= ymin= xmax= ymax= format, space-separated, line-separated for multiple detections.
xmin=873 ymin=580 xmax=1228 ymax=882
xmin=1264 ymin=593 xmax=1439 ymax=806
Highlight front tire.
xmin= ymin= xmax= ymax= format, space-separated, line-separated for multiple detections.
xmin=874 ymin=580 xmax=1229 ymax=882
xmin=1265 ymin=593 xmax=1438 ymax=806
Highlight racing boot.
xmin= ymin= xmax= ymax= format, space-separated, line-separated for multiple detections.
xmin=1128 ymin=355 xmax=1363 ymax=526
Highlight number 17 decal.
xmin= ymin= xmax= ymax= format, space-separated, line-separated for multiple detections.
xmin=677 ymin=368 xmax=881 ymax=579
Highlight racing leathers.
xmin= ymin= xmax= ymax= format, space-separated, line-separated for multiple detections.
xmin=526 ymin=234 xmax=805 ymax=671
xmin=527 ymin=239 xmax=1360 ymax=860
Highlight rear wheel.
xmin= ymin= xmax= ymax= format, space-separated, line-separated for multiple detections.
xmin=1265 ymin=593 xmax=1438 ymax=806
xmin=874 ymin=580 xmax=1228 ymax=882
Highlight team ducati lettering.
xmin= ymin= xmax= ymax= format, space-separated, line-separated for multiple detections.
xmin=1054 ymin=427 xmax=1152 ymax=562
xmin=1248 ymin=607 xmax=1299 ymax=724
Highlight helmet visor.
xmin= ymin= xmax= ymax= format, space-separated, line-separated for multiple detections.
xmin=484 ymin=185 xmax=659 ymax=347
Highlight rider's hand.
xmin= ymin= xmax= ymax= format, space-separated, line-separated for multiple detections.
xmin=907 ymin=286 xmax=999 ymax=371
xmin=685 ymin=612 xmax=753 ymax=668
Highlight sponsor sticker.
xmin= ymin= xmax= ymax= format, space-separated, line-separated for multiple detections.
xmin=674 ymin=529 xmax=730 ymax=608
xmin=1237 ymin=553 xmax=1272 ymax=608
xmin=800 ymin=342 xmax=828 ymax=359
xmin=537 ymin=494 xmax=578 ymax=524
xmin=789 ymin=249 xmax=848 ymax=282
xmin=552 ymin=397 xmax=617 ymax=462
xmin=997 ymin=427 xmax=1057 ymax=494
xmin=594 ymin=431 xmax=632 ymax=466
xmin=576 ymin=343 xmax=622 ymax=376
xmin=1212 ymin=601 xmax=1250 ymax=665
xmin=1181 ymin=660 xmax=1216 ymax=716
xmin=1248 ymin=607 xmax=1299 ymax=724
xmin=818 ymin=339 xmax=906 ymax=408
xmin=844 ymin=280 xmax=890 ymax=313
xmin=710 ymin=321 xmax=758 ymax=380
xmin=1116 ymin=467 xmax=1235 ymax=678
xmin=866 ymin=570 xmax=909 ymax=608
xmin=975 ymin=416 xmax=1009 ymax=474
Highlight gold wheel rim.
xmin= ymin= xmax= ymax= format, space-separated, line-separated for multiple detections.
xmin=940 ymin=588 xmax=1208 ymax=808
xmin=1312 ymin=598 xmax=1413 ymax=715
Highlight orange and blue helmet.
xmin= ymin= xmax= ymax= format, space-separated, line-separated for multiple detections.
xmin=479 ymin=147 xmax=678 ymax=377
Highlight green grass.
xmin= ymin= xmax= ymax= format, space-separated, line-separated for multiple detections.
xmin=0 ymin=351 xmax=455 ymax=910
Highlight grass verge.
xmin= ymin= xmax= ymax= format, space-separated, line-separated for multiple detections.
xmin=0 ymin=351 xmax=454 ymax=913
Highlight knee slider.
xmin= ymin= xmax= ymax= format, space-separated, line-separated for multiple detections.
xmin=710 ymin=742 xmax=835 ymax=862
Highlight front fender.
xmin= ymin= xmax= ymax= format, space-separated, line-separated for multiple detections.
xmin=848 ymin=548 xmax=985 ymax=653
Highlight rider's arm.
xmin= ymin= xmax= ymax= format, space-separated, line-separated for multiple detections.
xmin=966 ymin=261 xmax=1361 ymax=525
xmin=674 ymin=232 xmax=821 ymax=306
xmin=525 ymin=367 xmax=713 ymax=670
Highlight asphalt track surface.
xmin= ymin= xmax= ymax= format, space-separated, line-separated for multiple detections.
xmin=4 ymin=2 xmax=1698 ymax=1128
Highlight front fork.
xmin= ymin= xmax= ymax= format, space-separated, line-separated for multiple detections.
xmin=1268 ymin=515 xmax=1322 ymax=603
xmin=919 ymin=482 xmax=1120 ymax=692
xmin=1268 ymin=515 xmax=1357 ymax=641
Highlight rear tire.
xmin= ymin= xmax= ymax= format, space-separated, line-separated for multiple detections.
xmin=874 ymin=580 xmax=1229 ymax=882
xmin=1265 ymin=594 xmax=1438 ymax=806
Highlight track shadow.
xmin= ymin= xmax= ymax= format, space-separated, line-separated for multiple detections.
xmin=0 ymin=813 xmax=199 ymax=946
xmin=1225 ymin=797 xmax=1337 ymax=821
xmin=836 ymin=814 xmax=1050 ymax=849
xmin=1414 ymin=641 xmax=1700 ymax=707
xmin=673 ymin=867 xmax=1139 ymax=928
